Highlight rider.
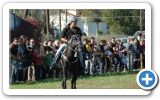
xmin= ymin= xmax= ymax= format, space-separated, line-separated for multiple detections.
xmin=52 ymin=17 xmax=84 ymax=69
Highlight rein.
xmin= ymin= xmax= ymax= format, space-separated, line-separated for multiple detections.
xmin=62 ymin=47 xmax=79 ymax=64
xmin=61 ymin=35 xmax=81 ymax=64
xmin=62 ymin=53 xmax=78 ymax=64
xmin=61 ymin=43 xmax=79 ymax=64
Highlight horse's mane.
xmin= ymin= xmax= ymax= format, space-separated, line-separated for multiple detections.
xmin=62 ymin=35 xmax=80 ymax=62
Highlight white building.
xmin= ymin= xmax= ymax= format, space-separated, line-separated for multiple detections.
xmin=50 ymin=9 xmax=108 ymax=37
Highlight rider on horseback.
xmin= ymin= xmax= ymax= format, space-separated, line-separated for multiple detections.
xmin=52 ymin=17 xmax=84 ymax=69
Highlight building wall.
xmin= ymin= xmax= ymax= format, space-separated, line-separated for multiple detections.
xmin=50 ymin=13 xmax=85 ymax=35
xmin=84 ymin=22 xmax=108 ymax=37
xmin=9 ymin=12 xmax=36 ymax=40
xmin=50 ymin=11 xmax=108 ymax=37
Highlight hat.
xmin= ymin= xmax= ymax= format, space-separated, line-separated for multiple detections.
xmin=69 ymin=17 xmax=77 ymax=23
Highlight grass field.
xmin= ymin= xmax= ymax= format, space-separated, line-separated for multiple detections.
xmin=10 ymin=72 xmax=140 ymax=89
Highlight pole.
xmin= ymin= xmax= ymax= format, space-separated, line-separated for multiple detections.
xmin=45 ymin=9 xmax=50 ymax=35
xmin=65 ymin=9 xmax=67 ymax=24
xmin=140 ymin=9 xmax=142 ymax=32
xmin=140 ymin=53 xmax=143 ymax=69
xmin=59 ymin=9 xmax=61 ymax=34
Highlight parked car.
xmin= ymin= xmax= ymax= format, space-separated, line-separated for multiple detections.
xmin=117 ymin=38 xmax=129 ymax=48
xmin=133 ymin=31 xmax=145 ymax=40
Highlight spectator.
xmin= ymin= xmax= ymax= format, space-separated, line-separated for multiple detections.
xmin=16 ymin=38 xmax=26 ymax=81
xmin=98 ymin=40 xmax=106 ymax=74
xmin=83 ymin=38 xmax=92 ymax=59
xmin=40 ymin=40 xmax=48 ymax=79
xmin=27 ymin=38 xmax=35 ymax=81
xmin=19 ymin=35 xmax=29 ymax=81
xmin=83 ymin=38 xmax=94 ymax=75
xmin=29 ymin=38 xmax=36 ymax=50
xmin=137 ymin=34 xmax=142 ymax=41
xmin=52 ymin=40 xmax=61 ymax=78
xmin=140 ymin=39 xmax=145 ymax=68
xmin=107 ymin=42 xmax=114 ymax=54
xmin=128 ymin=38 xmax=135 ymax=71
xmin=10 ymin=38 xmax=19 ymax=59
xmin=19 ymin=35 xmax=27 ymax=50
xmin=43 ymin=40 xmax=48 ymax=54
xmin=118 ymin=41 xmax=128 ymax=71
xmin=52 ymin=40 xmax=61 ymax=57
xmin=117 ymin=41 xmax=126 ymax=56
xmin=111 ymin=38 xmax=116 ymax=47
xmin=10 ymin=38 xmax=19 ymax=83
xmin=43 ymin=50 xmax=53 ymax=78
xmin=33 ymin=48 xmax=42 ymax=81
xmin=90 ymin=37 xmax=96 ymax=50
xmin=93 ymin=45 xmax=101 ymax=74
xmin=133 ymin=38 xmax=140 ymax=69
xmin=47 ymin=40 xmax=53 ymax=52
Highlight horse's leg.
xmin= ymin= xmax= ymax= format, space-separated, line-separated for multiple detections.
xmin=62 ymin=77 xmax=67 ymax=89
xmin=73 ymin=76 xmax=77 ymax=89
xmin=71 ymin=74 xmax=77 ymax=89
xmin=62 ymin=69 xmax=67 ymax=89
xmin=62 ymin=76 xmax=67 ymax=89
xmin=71 ymin=74 xmax=74 ymax=89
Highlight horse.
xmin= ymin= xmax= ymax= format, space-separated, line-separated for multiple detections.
xmin=60 ymin=35 xmax=82 ymax=89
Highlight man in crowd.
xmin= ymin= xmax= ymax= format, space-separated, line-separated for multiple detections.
xmin=52 ymin=40 xmax=61 ymax=57
xmin=98 ymin=40 xmax=106 ymax=74
xmin=27 ymin=39 xmax=35 ymax=81
xmin=90 ymin=37 xmax=97 ymax=50
xmin=10 ymin=38 xmax=19 ymax=83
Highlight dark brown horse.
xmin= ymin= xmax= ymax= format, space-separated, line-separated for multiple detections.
xmin=60 ymin=35 xmax=82 ymax=89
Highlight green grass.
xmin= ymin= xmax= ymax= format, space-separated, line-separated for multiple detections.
xmin=10 ymin=72 xmax=140 ymax=89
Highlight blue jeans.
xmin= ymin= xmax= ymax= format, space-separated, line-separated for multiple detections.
xmin=55 ymin=44 xmax=67 ymax=57
xmin=129 ymin=52 xmax=134 ymax=71
xmin=79 ymin=52 xmax=85 ymax=68
xmin=10 ymin=59 xmax=23 ymax=83
xmin=52 ymin=44 xmax=67 ymax=66
xmin=34 ymin=64 xmax=41 ymax=81
xmin=99 ymin=60 xmax=105 ymax=74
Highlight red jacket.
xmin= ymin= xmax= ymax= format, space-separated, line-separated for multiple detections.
xmin=33 ymin=52 xmax=42 ymax=65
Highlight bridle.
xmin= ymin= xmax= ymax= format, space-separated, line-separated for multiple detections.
xmin=62 ymin=35 xmax=81 ymax=64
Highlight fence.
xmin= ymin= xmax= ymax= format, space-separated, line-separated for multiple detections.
xmin=84 ymin=52 xmax=145 ymax=75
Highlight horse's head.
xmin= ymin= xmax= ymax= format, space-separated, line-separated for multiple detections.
xmin=68 ymin=35 xmax=82 ymax=53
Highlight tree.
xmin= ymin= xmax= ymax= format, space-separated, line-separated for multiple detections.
xmin=24 ymin=9 xmax=28 ymax=18
xmin=79 ymin=9 xmax=145 ymax=36
xmin=102 ymin=9 xmax=145 ymax=35
xmin=45 ymin=9 xmax=50 ymax=35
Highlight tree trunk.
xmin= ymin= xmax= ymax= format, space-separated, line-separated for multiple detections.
xmin=59 ymin=9 xmax=62 ymax=34
xmin=96 ymin=22 xmax=99 ymax=38
xmin=140 ymin=9 xmax=142 ymax=32
xmin=45 ymin=9 xmax=50 ymax=35
xmin=24 ymin=9 xmax=28 ymax=18
xmin=65 ymin=9 xmax=67 ymax=24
